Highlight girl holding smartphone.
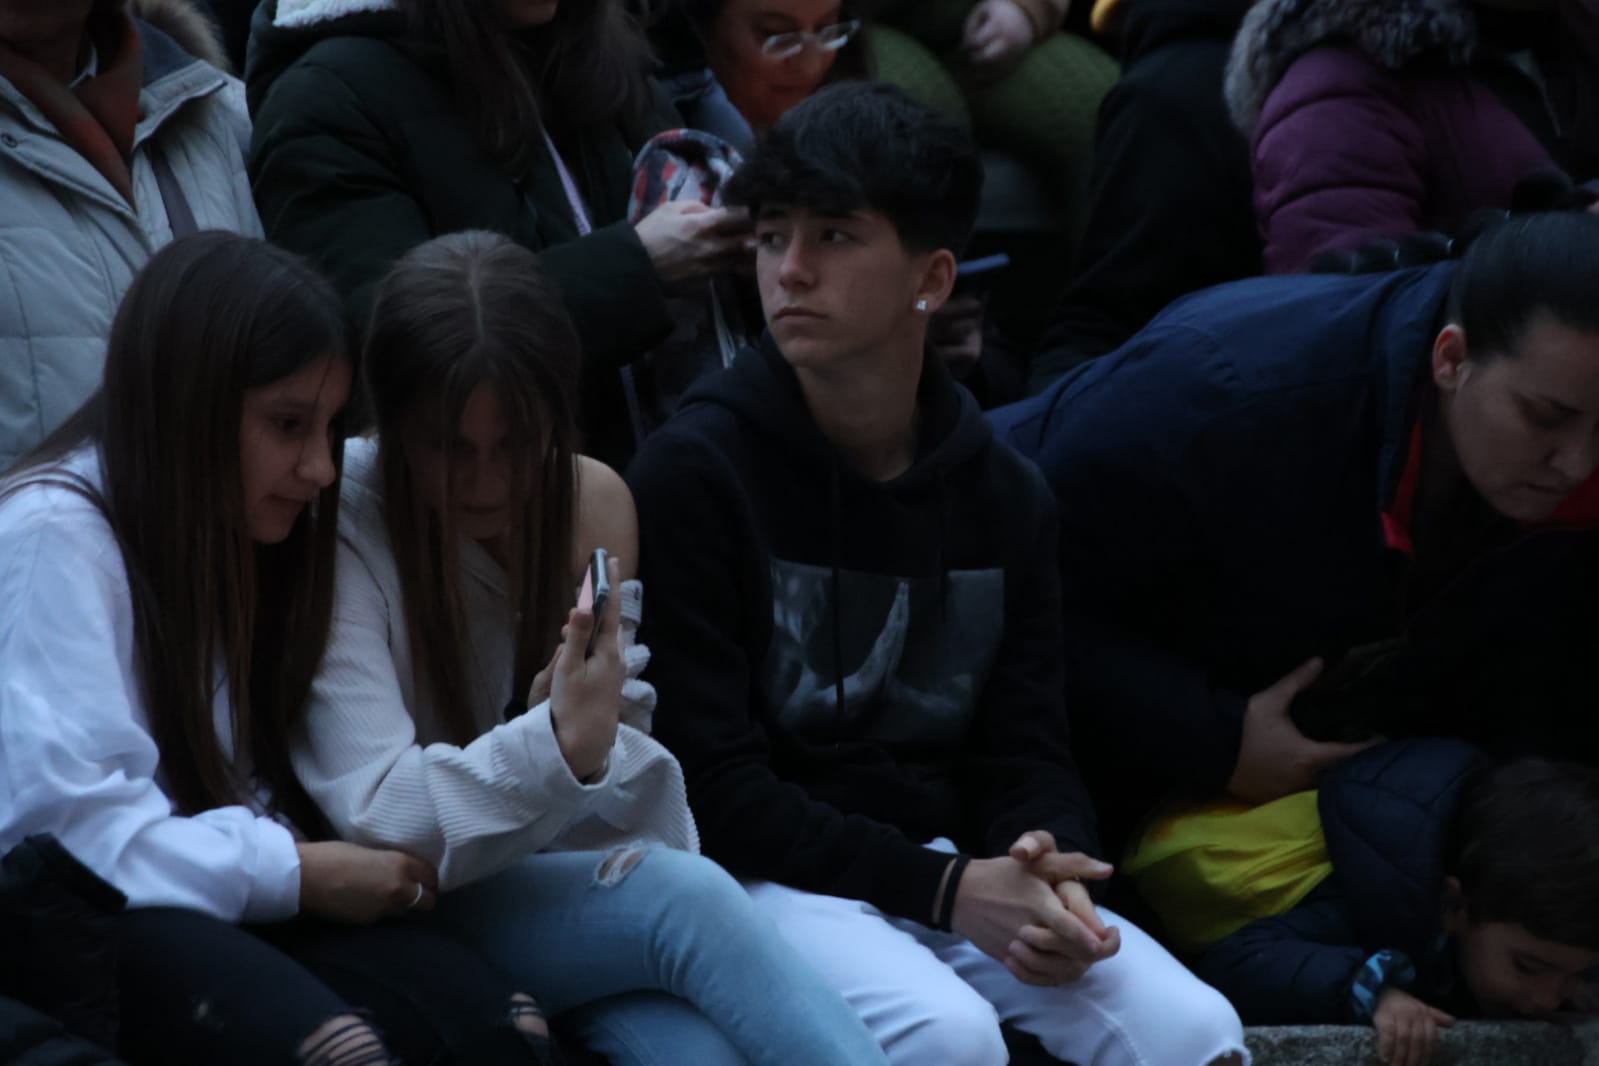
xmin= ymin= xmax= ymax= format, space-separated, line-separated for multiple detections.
xmin=292 ymin=230 xmax=890 ymax=1066
xmin=0 ymin=233 xmax=550 ymax=1066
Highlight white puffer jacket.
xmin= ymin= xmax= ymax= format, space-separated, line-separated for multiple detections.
xmin=0 ymin=4 xmax=261 ymax=469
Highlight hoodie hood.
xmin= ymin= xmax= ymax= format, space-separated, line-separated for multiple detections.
xmin=246 ymin=0 xmax=408 ymax=112
xmin=676 ymin=332 xmax=996 ymax=495
xmin=1225 ymin=0 xmax=1480 ymax=132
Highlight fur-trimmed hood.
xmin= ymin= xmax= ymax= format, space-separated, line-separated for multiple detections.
xmin=1225 ymin=0 xmax=1480 ymax=132
xmin=132 ymin=0 xmax=230 ymax=71
xmin=270 ymin=0 xmax=400 ymax=29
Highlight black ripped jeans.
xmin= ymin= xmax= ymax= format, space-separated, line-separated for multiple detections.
xmin=115 ymin=908 xmax=543 ymax=1066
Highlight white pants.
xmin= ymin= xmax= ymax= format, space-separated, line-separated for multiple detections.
xmin=745 ymin=867 xmax=1248 ymax=1066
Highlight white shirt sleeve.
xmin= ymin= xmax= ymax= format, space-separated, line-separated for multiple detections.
xmin=0 ymin=493 xmax=300 ymax=923
xmin=293 ymin=539 xmax=616 ymax=891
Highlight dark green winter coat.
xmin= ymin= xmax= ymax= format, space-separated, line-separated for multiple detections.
xmin=246 ymin=0 xmax=678 ymax=466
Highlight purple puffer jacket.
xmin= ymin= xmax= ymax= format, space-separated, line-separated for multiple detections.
xmin=1226 ymin=0 xmax=1598 ymax=274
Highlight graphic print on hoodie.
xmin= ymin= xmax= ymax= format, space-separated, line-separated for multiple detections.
xmin=764 ymin=561 xmax=1003 ymax=746
xmin=630 ymin=333 xmax=1099 ymax=925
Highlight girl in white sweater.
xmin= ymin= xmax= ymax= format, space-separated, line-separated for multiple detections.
xmin=293 ymin=231 xmax=889 ymax=1066
xmin=0 ymin=233 xmax=554 ymax=1066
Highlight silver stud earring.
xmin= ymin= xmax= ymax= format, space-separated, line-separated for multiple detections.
xmin=915 ymin=298 xmax=929 ymax=312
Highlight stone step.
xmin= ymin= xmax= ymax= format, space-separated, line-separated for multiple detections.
xmin=1246 ymin=1021 xmax=1599 ymax=1065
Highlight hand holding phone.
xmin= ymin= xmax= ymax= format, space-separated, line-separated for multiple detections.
xmin=550 ymin=550 xmax=624 ymax=781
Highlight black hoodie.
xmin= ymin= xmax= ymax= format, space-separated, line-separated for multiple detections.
xmin=630 ymin=335 xmax=1099 ymax=925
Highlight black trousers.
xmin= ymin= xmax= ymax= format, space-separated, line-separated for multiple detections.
xmin=116 ymin=908 xmax=537 ymax=1066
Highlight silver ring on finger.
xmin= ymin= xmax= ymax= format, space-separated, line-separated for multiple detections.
xmin=408 ymin=882 xmax=425 ymax=911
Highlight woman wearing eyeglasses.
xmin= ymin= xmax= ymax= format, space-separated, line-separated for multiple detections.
xmin=694 ymin=0 xmax=869 ymax=132
xmin=246 ymin=0 xmax=755 ymax=470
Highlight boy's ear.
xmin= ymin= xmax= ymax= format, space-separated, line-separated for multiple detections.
xmin=913 ymin=249 xmax=959 ymax=315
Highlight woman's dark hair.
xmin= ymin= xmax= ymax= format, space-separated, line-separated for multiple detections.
xmin=1453 ymin=758 xmax=1599 ymax=949
xmin=364 ymin=231 xmax=581 ymax=746
xmin=4 ymin=233 xmax=352 ymax=834
xmin=1445 ymin=209 xmax=1599 ymax=361
xmin=725 ymin=81 xmax=982 ymax=254
xmin=401 ymin=0 xmax=657 ymax=178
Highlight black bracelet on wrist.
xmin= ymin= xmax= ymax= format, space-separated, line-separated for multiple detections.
xmin=936 ymin=854 xmax=972 ymax=933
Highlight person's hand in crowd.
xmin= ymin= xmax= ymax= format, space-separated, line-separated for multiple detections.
xmin=1227 ymin=657 xmax=1379 ymax=804
xmin=1373 ymin=987 xmax=1454 ymax=1066
xmin=929 ymin=295 xmax=986 ymax=376
xmin=296 ymin=841 xmax=439 ymax=924
xmin=549 ymin=555 xmax=626 ymax=781
xmin=951 ymin=850 xmax=1115 ymax=986
xmin=635 ymin=201 xmax=754 ymax=286
xmin=962 ymin=0 xmax=1038 ymax=73
xmin=1005 ymin=830 xmax=1121 ymax=979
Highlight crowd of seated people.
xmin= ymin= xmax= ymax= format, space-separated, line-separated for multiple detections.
xmin=3 ymin=1 xmax=1599 ymax=1064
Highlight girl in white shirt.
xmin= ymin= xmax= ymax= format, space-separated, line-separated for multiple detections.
xmin=294 ymin=230 xmax=889 ymax=1066
xmin=0 ymin=233 xmax=553 ymax=1066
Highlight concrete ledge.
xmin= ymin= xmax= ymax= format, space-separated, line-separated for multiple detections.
xmin=1247 ymin=1020 xmax=1599 ymax=1065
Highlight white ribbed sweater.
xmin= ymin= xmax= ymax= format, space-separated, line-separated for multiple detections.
xmin=292 ymin=440 xmax=698 ymax=891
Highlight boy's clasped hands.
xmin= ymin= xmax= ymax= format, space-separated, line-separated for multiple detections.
xmin=951 ymin=830 xmax=1121 ymax=987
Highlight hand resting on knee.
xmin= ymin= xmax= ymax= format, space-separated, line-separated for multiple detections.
xmin=946 ymin=832 xmax=1119 ymax=987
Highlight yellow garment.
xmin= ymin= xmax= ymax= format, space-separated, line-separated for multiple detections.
xmin=1122 ymin=791 xmax=1335 ymax=956
xmin=1090 ymin=0 xmax=1128 ymax=35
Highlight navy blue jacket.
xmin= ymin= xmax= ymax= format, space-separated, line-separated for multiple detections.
xmin=1196 ymin=739 xmax=1488 ymax=1024
xmin=995 ymin=265 xmax=1599 ymax=848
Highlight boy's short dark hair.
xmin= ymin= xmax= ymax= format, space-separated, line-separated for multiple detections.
xmin=724 ymin=81 xmax=984 ymax=256
xmin=1453 ymin=758 xmax=1599 ymax=949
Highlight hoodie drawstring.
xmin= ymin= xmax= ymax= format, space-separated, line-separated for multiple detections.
xmin=828 ymin=459 xmax=847 ymax=738
xmin=935 ymin=470 xmax=951 ymax=623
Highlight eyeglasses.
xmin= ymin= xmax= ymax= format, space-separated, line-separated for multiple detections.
xmin=760 ymin=19 xmax=862 ymax=61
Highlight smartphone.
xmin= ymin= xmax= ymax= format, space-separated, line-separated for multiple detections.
xmin=577 ymin=548 xmax=611 ymax=657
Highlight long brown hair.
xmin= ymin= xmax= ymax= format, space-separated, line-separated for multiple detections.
xmin=364 ymin=231 xmax=581 ymax=745
xmin=401 ymin=0 xmax=658 ymax=177
xmin=3 ymin=233 xmax=351 ymax=834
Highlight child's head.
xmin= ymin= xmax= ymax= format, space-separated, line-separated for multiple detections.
xmin=1443 ymin=758 xmax=1599 ymax=1017
xmin=724 ymin=81 xmax=982 ymax=369
xmin=364 ymin=231 xmax=581 ymax=744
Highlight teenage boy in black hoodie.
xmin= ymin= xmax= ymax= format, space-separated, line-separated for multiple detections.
xmin=629 ymin=82 xmax=1246 ymax=1066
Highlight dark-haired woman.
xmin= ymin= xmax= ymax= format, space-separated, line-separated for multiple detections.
xmin=995 ymin=210 xmax=1599 ymax=857
xmin=292 ymin=231 xmax=891 ymax=1066
xmin=0 ymin=233 xmax=554 ymax=1066
xmin=247 ymin=0 xmax=752 ymax=468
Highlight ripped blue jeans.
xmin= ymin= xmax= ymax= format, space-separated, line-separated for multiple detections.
xmin=434 ymin=847 xmax=889 ymax=1066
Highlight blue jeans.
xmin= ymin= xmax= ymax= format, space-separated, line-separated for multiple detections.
xmin=435 ymin=847 xmax=888 ymax=1066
